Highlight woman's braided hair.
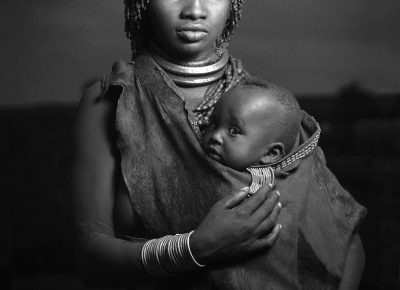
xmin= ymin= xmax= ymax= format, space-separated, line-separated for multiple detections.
xmin=124 ymin=0 xmax=244 ymax=57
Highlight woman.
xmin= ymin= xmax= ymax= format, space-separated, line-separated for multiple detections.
xmin=73 ymin=0 xmax=365 ymax=289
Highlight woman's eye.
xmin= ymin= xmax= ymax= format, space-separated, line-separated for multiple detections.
xmin=228 ymin=127 xmax=240 ymax=135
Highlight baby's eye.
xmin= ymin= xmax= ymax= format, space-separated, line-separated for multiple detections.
xmin=228 ymin=127 xmax=241 ymax=136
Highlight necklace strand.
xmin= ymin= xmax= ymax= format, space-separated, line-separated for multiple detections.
xmin=154 ymin=51 xmax=247 ymax=139
xmin=193 ymin=57 xmax=246 ymax=128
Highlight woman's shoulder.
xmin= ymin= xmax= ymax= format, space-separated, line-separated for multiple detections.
xmin=108 ymin=60 xmax=135 ymax=86
xmin=78 ymin=80 xmax=108 ymax=119
xmin=111 ymin=59 xmax=134 ymax=74
xmin=76 ymin=59 xmax=136 ymax=141
xmin=75 ymin=79 xmax=119 ymax=165
xmin=76 ymin=61 xmax=129 ymax=145
xmin=79 ymin=59 xmax=133 ymax=108
xmin=76 ymin=81 xmax=112 ymax=138
xmin=80 ymin=80 xmax=103 ymax=104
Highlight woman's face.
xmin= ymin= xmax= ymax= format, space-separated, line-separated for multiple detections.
xmin=147 ymin=0 xmax=230 ymax=62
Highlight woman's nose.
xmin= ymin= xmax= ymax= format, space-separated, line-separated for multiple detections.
xmin=181 ymin=0 xmax=207 ymax=20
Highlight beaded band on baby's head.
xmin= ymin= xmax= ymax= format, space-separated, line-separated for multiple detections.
xmin=123 ymin=0 xmax=245 ymax=57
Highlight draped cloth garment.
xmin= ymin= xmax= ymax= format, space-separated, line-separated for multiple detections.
xmin=103 ymin=54 xmax=366 ymax=289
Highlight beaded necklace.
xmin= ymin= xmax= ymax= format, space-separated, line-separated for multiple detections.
xmin=153 ymin=50 xmax=248 ymax=139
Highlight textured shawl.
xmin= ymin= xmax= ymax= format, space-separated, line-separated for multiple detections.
xmin=103 ymin=54 xmax=366 ymax=289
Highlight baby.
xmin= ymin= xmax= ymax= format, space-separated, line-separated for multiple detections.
xmin=202 ymin=78 xmax=313 ymax=191
xmin=201 ymin=78 xmax=366 ymax=288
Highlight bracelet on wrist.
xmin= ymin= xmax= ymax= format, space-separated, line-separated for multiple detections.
xmin=141 ymin=230 xmax=205 ymax=278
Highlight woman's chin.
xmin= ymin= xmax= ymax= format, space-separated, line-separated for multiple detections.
xmin=169 ymin=44 xmax=216 ymax=64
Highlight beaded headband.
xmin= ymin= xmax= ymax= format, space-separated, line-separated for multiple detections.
xmin=270 ymin=117 xmax=321 ymax=172
xmin=247 ymin=117 xmax=321 ymax=193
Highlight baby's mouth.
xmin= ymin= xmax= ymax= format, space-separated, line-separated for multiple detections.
xmin=206 ymin=146 xmax=222 ymax=161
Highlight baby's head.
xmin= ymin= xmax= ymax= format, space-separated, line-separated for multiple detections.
xmin=203 ymin=78 xmax=302 ymax=171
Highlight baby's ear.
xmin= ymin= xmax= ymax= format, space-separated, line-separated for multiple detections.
xmin=260 ymin=142 xmax=285 ymax=165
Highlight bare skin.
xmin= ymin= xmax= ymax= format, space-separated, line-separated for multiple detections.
xmin=203 ymin=86 xmax=297 ymax=171
xmin=339 ymin=234 xmax=365 ymax=290
xmin=147 ymin=0 xmax=229 ymax=63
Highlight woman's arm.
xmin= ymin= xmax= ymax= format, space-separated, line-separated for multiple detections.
xmin=72 ymin=82 xmax=149 ymax=288
xmin=339 ymin=234 xmax=365 ymax=290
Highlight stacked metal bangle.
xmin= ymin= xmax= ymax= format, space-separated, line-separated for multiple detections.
xmin=141 ymin=231 xmax=205 ymax=278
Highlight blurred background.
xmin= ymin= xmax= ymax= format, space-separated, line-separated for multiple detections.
xmin=1 ymin=0 xmax=399 ymax=289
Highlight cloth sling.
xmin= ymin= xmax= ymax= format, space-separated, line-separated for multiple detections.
xmin=103 ymin=54 xmax=366 ymax=289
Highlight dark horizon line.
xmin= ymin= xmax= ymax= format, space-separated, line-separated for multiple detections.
xmin=1 ymin=91 xmax=399 ymax=109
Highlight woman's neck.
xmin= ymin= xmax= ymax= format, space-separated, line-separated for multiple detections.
xmin=146 ymin=40 xmax=223 ymax=67
xmin=148 ymin=44 xmax=229 ymax=109
xmin=152 ymin=52 xmax=228 ymax=87
xmin=179 ymin=86 xmax=213 ymax=109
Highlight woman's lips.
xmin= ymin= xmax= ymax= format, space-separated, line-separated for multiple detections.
xmin=177 ymin=25 xmax=208 ymax=42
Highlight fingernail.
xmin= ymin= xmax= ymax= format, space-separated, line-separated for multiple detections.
xmin=241 ymin=186 xmax=250 ymax=192
xmin=268 ymin=183 xmax=273 ymax=188
xmin=276 ymin=190 xmax=280 ymax=197
xmin=278 ymin=202 xmax=282 ymax=208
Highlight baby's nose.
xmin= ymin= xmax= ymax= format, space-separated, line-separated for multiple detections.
xmin=208 ymin=130 xmax=223 ymax=145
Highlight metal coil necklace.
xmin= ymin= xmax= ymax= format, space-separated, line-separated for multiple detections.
xmin=154 ymin=50 xmax=248 ymax=139
xmin=152 ymin=52 xmax=229 ymax=87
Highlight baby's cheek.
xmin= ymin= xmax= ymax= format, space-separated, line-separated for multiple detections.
xmin=226 ymin=149 xmax=249 ymax=171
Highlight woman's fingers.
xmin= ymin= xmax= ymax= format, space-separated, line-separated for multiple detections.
xmin=250 ymin=190 xmax=281 ymax=224
xmin=193 ymin=186 xmax=283 ymax=263
xmin=236 ymin=183 xmax=274 ymax=215
xmin=254 ymin=201 xmax=281 ymax=235
xmin=223 ymin=187 xmax=250 ymax=209
xmin=252 ymin=223 xmax=282 ymax=250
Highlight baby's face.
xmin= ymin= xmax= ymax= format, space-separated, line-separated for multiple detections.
xmin=203 ymin=87 xmax=279 ymax=171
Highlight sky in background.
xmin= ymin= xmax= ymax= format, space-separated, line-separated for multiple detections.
xmin=1 ymin=0 xmax=399 ymax=105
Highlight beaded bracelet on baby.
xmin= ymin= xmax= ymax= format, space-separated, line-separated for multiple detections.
xmin=141 ymin=230 xmax=205 ymax=278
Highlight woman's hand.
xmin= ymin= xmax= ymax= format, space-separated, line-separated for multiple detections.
xmin=190 ymin=183 xmax=281 ymax=265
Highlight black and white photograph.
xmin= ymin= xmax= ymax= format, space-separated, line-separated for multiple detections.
xmin=2 ymin=1 xmax=399 ymax=289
